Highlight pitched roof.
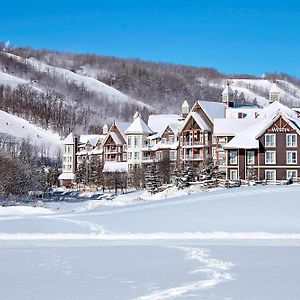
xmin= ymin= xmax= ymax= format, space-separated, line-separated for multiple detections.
xmin=197 ymin=100 xmax=226 ymax=121
xmin=214 ymin=118 xmax=258 ymax=136
xmin=63 ymin=132 xmax=75 ymax=144
xmin=180 ymin=111 xmax=210 ymax=132
xmin=148 ymin=114 xmax=181 ymax=138
xmin=114 ymin=121 xmax=131 ymax=139
xmin=256 ymin=101 xmax=297 ymax=119
xmin=222 ymin=84 xmax=235 ymax=95
xmin=269 ymin=82 xmax=281 ymax=94
xmin=224 ymin=112 xmax=300 ymax=149
xmin=125 ymin=115 xmax=153 ymax=134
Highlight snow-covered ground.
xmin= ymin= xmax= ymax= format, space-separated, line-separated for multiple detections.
xmin=0 ymin=109 xmax=62 ymax=155
xmin=1 ymin=185 xmax=300 ymax=299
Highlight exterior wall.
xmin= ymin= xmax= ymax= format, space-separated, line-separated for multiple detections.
xmin=225 ymin=117 xmax=300 ymax=181
xmin=180 ymin=116 xmax=210 ymax=167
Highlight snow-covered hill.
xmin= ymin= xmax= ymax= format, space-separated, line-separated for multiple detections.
xmin=210 ymin=78 xmax=300 ymax=107
xmin=0 ymin=109 xmax=62 ymax=155
xmin=4 ymin=53 xmax=153 ymax=110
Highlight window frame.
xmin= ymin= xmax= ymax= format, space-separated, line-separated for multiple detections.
xmin=286 ymin=151 xmax=297 ymax=164
xmin=247 ymin=150 xmax=255 ymax=165
xmin=286 ymin=134 xmax=297 ymax=148
xmin=265 ymin=134 xmax=276 ymax=147
xmin=229 ymin=150 xmax=238 ymax=165
xmin=265 ymin=170 xmax=276 ymax=181
xmin=265 ymin=151 xmax=276 ymax=164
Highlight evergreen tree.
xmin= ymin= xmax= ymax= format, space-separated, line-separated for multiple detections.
xmin=199 ymin=156 xmax=217 ymax=180
xmin=145 ymin=163 xmax=162 ymax=194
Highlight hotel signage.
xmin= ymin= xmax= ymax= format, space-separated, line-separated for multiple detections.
xmin=271 ymin=127 xmax=290 ymax=133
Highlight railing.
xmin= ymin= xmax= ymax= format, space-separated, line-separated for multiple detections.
xmin=182 ymin=154 xmax=204 ymax=160
xmin=182 ymin=141 xmax=207 ymax=146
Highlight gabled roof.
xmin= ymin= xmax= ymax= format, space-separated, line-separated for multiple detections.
xmin=256 ymin=101 xmax=297 ymax=119
xmin=214 ymin=118 xmax=258 ymax=136
xmin=63 ymin=132 xmax=75 ymax=144
xmin=148 ymin=114 xmax=181 ymax=138
xmin=194 ymin=100 xmax=226 ymax=122
xmin=180 ymin=111 xmax=210 ymax=133
xmin=125 ymin=115 xmax=153 ymax=134
xmin=114 ymin=121 xmax=131 ymax=139
xmin=79 ymin=134 xmax=106 ymax=146
xmin=224 ymin=112 xmax=300 ymax=150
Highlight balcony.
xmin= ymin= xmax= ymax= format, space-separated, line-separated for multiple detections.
xmin=181 ymin=141 xmax=208 ymax=147
xmin=182 ymin=154 xmax=204 ymax=161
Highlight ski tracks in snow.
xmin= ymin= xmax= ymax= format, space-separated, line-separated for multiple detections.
xmin=136 ymin=246 xmax=234 ymax=300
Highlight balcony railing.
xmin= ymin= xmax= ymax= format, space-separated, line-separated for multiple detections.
xmin=182 ymin=154 xmax=204 ymax=160
xmin=182 ymin=141 xmax=207 ymax=147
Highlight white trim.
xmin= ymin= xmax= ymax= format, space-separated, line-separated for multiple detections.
xmin=229 ymin=169 xmax=238 ymax=180
xmin=286 ymin=170 xmax=298 ymax=179
xmin=265 ymin=169 xmax=276 ymax=181
xmin=286 ymin=151 xmax=297 ymax=164
xmin=286 ymin=134 xmax=297 ymax=148
xmin=265 ymin=150 xmax=276 ymax=164
xmin=265 ymin=134 xmax=276 ymax=147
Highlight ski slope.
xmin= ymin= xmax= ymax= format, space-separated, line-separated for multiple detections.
xmin=5 ymin=53 xmax=153 ymax=110
xmin=0 ymin=109 xmax=62 ymax=155
xmin=1 ymin=185 xmax=300 ymax=299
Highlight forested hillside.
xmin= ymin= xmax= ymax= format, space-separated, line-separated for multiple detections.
xmin=1 ymin=45 xmax=300 ymax=139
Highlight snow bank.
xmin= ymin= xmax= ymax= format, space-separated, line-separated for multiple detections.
xmin=0 ymin=206 xmax=53 ymax=216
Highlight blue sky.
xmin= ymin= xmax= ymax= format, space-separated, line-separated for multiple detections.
xmin=1 ymin=0 xmax=300 ymax=77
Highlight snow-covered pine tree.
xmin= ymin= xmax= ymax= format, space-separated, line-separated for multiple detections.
xmin=145 ymin=163 xmax=162 ymax=194
xmin=75 ymin=160 xmax=86 ymax=187
xmin=177 ymin=164 xmax=196 ymax=189
xmin=199 ymin=156 xmax=217 ymax=180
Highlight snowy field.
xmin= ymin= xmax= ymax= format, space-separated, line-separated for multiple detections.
xmin=1 ymin=185 xmax=300 ymax=299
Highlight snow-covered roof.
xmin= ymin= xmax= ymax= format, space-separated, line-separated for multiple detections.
xmin=224 ymin=112 xmax=300 ymax=149
xmin=115 ymin=121 xmax=131 ymax=138
xmin=225 ymin=106 xmax=262 ymax=119
xmin=214 ymin=118 xmax=258 ymax=136
xmin=151 ymin=141 xmax=179 ymax=151
xmin=269 ymin=82 xmax=281 ymax=94
xmin=79 ymin=134 xmax=106 ymax=146
xmin=256 ymin=101 xmax=297 ymax=119
xmin=148 ymin=114 xmax=181 ymax=138
xmin=58 ymin=172 xmax=75 ymax=180
xmin=182 ymin=100 xmax=189 ymax=108
xmin=110 ymin=132 xmax=123 ymax=145
xmin=180 ymin=111 xmax=210 ymax=133
xmin=198 ymin=101 xmax=226 ymax=121
xmin=103 ymin=161 xmax=128 ymax=172
xmin=125 ymin=116 xmax=153 ymax=134
xmin=222 ymin=84 xmax=235 ymax=95
xmin=63 ymin=133 xmax=75 ymax=144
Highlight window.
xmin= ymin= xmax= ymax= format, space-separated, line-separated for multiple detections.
xmin=134 ymin=136 xmax=140 ymax=148
xmin=286 ymin=134 xmax=297 ymax=147
xmin=127 ymin=136 xmax=132 ymax=147
xmin=134 ymin=152 xmax=140 ymax=160
xmin=287 ymin=170 xmax=297 ymax=180
xmin=123 ymin=153 xmax=127 ymax=161
xmin=229 ymin=169 xmax=238 ymax=180
xmin=169 ymin=135 xmax=175 ymax=143
xmin=265 ymin=170 xmax=276 ymax=181
xmin=162 ymin=138 xmax=167 ymax=144
xmin=247 ymin=150 xmax=255 ymax=165
xmin=287 ymin=151 xmax=297 ymax=164
xmin=265 ymin=134 xmax=276 ymax=147
xmin=128 ymin=152 xmax=132 ymax=160
xmin=212 ymin=147 xmax=217 ymax=159
xmin=170 ymin=150 xmax=177 ymax=160
xmin=265 ymin=151 xmax=276 ymax=164
xmin=229 ymin=150 xmax=238 ymax=165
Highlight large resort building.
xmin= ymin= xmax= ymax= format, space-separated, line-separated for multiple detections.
xmin=59 ymin=81 xmax=300 ymax=186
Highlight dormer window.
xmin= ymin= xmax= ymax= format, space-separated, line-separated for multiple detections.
xmin=265 ymin=134 xmax=276 ymax=147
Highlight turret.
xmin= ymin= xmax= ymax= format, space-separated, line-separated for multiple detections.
xmin=222 ymin=81 xmax=235 ymax=108
xmin=181 ymin=100 xmax=190 ymax=119
xmin=102 ymin=124 xmax=108 ymax=134
xmin=269 ymin=81 xmax=280 ymax=103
